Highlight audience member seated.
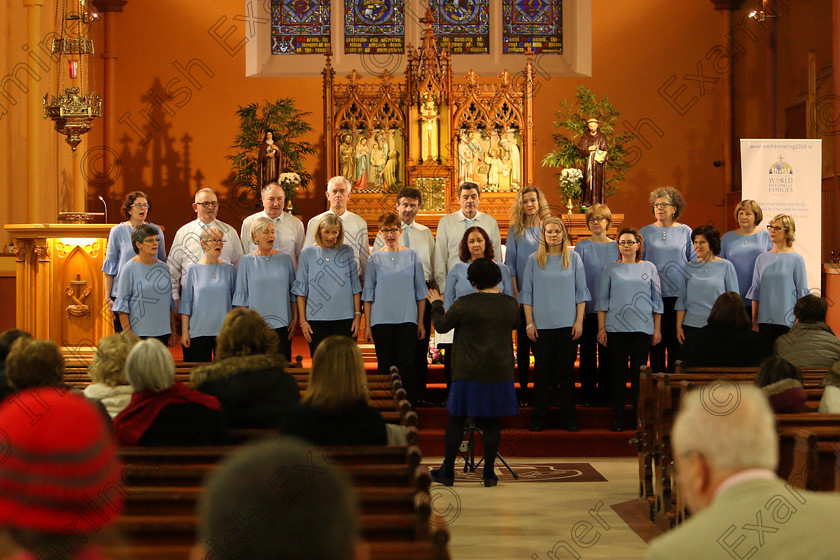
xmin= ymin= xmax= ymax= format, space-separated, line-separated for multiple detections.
xmin=5 ymin=337 xmax=110 ymax=422
xmin=114 ymin=338 xmax=228 ymax=445
xmin=280 ymin=335 xmax=388 ymax=446
xmin=646 ymin=386 xmax=840 ymax=559
xmin=679 ymin=292 xmax=771 ymax=367
xmin=83 ymin=331 xmax=139 ymax=418
xmin=0 ymin=388 xmax=124 ymax=560
xmin=818 ymin=359 xmax=840 ymax=413
xmin=754 ymin=356 xmax=808 ymax=413
xmin=0 ymin=328 xmax=31 ymax=403
xmin=191 ymin=309 xmax=300 ymax=429
xmin=774 ymin=294 xmax=840 ymax=368
xmin=194 ymin=436 xmax=360 ymax=560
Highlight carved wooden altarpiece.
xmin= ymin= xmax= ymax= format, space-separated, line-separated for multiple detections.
xmin=322 ymin=10 xmax=536 ymax=237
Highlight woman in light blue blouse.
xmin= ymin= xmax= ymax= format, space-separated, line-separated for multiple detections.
xmin=113 ymin=224 xmax=176 ymax=346
xmin=363 ymin=213 xmax=427 ymax=405
xmin=293 ymin=214 xmax=362 ymax=358
xmin=574 ymin=203 xmax=619 ymax=406
xmin=505 ymin=185 xmax=550 ymax=404
xmin=675 ymin=225 xmax=739 ymax=346
xmin=520 ymin=216 xmax=589 ymax=432
xmin=597 ymin=228 xmax=663 ymax=432
xmin=233 ymin=217 xmax=297 ymax=361
xmin=639 ymin=186 xmax=694 ymax=373
xmin=179 ymin=226 xmax=236 ymax=362
xmin=720 ymin=200 xmax=772 ymax=311
xmin=443 ymin=227 xmax=514 ymax=309
xmin=746 ymin=214 xmax=809 ymax=345
xmin=102 ymin=191 xmax=166 ymax=332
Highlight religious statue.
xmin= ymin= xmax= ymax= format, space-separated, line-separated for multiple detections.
xmin=381 ymin=148 xmax=401 ymax=190
xmin=500 ymin=133 xmax=521 ymax=189
xmin=457 ymin=131 xmax=474 ymax=182
xmin=484 ymin=147 xmax=502 ymax=192
xmin=577 ymin=117 xmax=608 ymax=206
xmin=420 ymin=96 xmax=440 ymax=162
xmin=370 ymin=133 xmax=388 ymax=187
xmin=258 ymin=130 xmax=282 ymax=188
xmin=338 ymin=133 xmax=355 ymax=182
xmin=354 ymin=136 xmax=370 ymax=189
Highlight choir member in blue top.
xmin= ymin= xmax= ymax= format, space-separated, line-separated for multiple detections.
xmin=233 ymin=217 xmax=298 ymax=361
xmin=113 ymin=224 xmax=177 ymax=346
xmin=505 ymin=185 xmax=550 ymax=404
xmin=179 ymin=226 xmax=236 ymax=362
xmin=443 ymin=227 xmax=514 ymax=309
xmin=519 ymin=216 xmax=590 ymax=432
xmin=293 ymin=214 xmax=362 ymax=358
xmin=676 ymin=225 xmax=739 ymax=345
xmin=746 ymin=214 xmax=810 ymax=345
xmin=639 ymin=186 xmax=694 ymax=373
xmin=720 ymin=200 xmax=772 ymax=309
xmin=573 ymin=203 xmax=619 ymax=406
xmin=102 ymin=191 xmax=166 ymax=332
xmin=362 ymin=213 xmax=427 ymax=404
xmin=597 ymin=228 xmax=663 ymax=431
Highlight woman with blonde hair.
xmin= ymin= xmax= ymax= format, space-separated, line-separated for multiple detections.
xmin=505 ymin=185 xmax=550 ymax=403
xmin=519 ymin=216 xmax=589 ymax=432
xmin=83 ymin=331 xmax=139 ymax=418
xmin=280 ymin=335 xmax=387 ymax=446
xmin=720 ymin=200 xmax=772 ymax=309
xmin=293 ymin=214 xmax=362 ymax=357
xmin=191 ymin=309 xmax=299 ymax=429
xmin=746 ymin=214 xmax=809 ymax=345
xmin=573 ymin=203 xmax=619 ymax=405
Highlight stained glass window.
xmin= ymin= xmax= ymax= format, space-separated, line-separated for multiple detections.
xmin=502 ymin=0 xmax=562 ymax=54
xmin=429 ymin=0 xmax=489 ymax=54
xmin=344 ymin=0 xmax=405 ymax=54
xmin=271 ymin=0 xmax=331 ymax=54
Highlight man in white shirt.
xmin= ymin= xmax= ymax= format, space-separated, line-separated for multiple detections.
xmin=373 ymin=187 xmax=435 ymax=404
xmin=167 ymin=188 xmax=244 ymax=306
xmin=434 ymin=182 xmax=501 ymax=291
xmin=240 ymin=182 xmax=305 ymax=265
xmin=304 ymin=176 xmax=369 ymax=280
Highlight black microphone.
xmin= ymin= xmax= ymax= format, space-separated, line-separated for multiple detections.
xmin=97 ymin=196 xmax=108 ymax=223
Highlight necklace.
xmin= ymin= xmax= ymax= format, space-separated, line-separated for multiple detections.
xmin=259 ymin=253 xmax=273 ymax=262
xmin=209 ymin=263 xmax=219 ymax=278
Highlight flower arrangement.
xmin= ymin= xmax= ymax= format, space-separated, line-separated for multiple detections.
xmin=559 ymin=168 xmax=583 ymax=198
xmin=278 ymin=172 xmax=302 ymax=201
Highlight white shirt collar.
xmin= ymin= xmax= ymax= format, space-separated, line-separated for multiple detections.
xmin=261 ymin=210 xmax=284 ymax=223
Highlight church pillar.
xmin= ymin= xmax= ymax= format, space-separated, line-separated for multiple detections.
xmin=764 ymin=0 xmax=778 ymax=137
xmin=23 ymin=0 xmax=44 ymax=223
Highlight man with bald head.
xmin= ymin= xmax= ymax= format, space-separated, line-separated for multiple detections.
xmin=168 ymin=188 xmax=244 ymax=308
xmin=304 ymin=176 xmax=369 ymax=280
xmin=647 ymin=385 xmax=840 ymax=559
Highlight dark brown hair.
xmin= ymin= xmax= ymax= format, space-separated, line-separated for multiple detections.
xmin=707 ymin=292 xmax=751 ymax=330
xmin=459 ymin=226 xmax=494 ymax=263
xmin=121 ymin=191 xmax=150 ymax=218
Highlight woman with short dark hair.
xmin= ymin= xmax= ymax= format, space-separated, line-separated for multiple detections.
xmin=675 ymin=225 xmax=739 ymax=344
xmin=113 ymin=224 xmax=177 ymax=346
xmin=427 ymin=258 xmax=520 ymax=487
xmin=679 ymin=292 xmax=772 ymax=367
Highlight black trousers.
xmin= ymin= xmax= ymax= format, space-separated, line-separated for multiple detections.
xmin=443 ymin=415 xmax=502 ymax=476
xmin=531 ymin=327 xmax=578 ymax=424
xmin=185 ymin=336 xmax=215 ymax=363
xmin=579 ymin=313 xmax=610 ymax=402
xmin=515 ymin=306 xmax=532 ymax=395
xmin=415 ymin=302 xmax=432 ymax=401
xmin=273 ymin=327 xmax=292 ymax=363
xmin=649 ymin=297 xmax=677 ymax=373
xmin=142 ymin=334 xmax=171 ymax=346
xmin=308 ymin=319 xmax=354 ymax=358
xmin=759 ymin=323 xmax=790 ymax=348
xmin=372 ymin=323 xmax=418 ymax=404
xmin=608 ymin=331 xmax=651 ymax=425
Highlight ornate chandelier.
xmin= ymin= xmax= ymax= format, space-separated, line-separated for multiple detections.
xmin=43 ymin=0 xmax=101 ymax=155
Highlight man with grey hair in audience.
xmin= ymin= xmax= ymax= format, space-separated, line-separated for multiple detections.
xmin=191 ymin=436 xmax=362 ymax=560
xmin=168 ymin=188 xmax=244 ymax=309
xmin=647 ymin=385 xmax=840 ymax=559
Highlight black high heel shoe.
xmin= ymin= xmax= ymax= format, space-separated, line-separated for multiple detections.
xmin=430 ymin=463 xmax=455 ymax=486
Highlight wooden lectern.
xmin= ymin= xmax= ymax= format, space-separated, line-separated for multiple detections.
xmin=5 ymin=224 xmax=114 ymax=358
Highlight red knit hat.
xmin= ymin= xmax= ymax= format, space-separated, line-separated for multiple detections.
xmin=0 ymin=388 xmax=124 ymax=533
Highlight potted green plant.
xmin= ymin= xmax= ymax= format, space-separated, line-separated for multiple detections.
xmin=228 ymin=100 xmax=316 ymax=213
